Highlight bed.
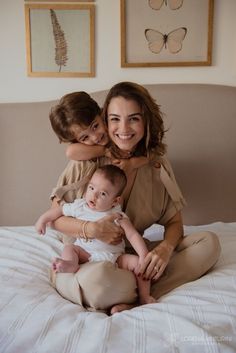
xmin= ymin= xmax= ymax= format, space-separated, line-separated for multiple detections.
xmin=0 ymin=84 xmax=236 ymax=352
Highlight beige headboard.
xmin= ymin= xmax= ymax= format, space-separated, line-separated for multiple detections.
xmin=1 ymin=84 xmax=235 ymax=226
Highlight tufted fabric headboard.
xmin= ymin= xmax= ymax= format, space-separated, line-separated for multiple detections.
xmin=1 ymin=84 xmax=235 ymax=226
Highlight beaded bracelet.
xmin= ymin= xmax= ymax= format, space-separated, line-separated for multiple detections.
xmin=79 ymin=221 xmax=89 ymax=242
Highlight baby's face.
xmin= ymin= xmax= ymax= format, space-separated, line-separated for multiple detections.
xmin=85 ymin=172 xmax=119 ymax=212
xmin=70 ymin=115 xmax=109 ymax=146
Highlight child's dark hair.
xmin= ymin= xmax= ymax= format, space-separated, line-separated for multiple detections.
xmin=49 ymin=91 xmax=101 ymax=143
xmin=95 ymin=165 xmax=127 ymax=196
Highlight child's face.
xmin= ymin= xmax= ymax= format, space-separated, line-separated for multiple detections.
xmin=85 ymin=171 xmax=120 ymax=212
xmin=70 ymin=115 xmax=109 ymax=146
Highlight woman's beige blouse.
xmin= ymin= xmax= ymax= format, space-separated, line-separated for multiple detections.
xmin=51 ymin=155 xmax=186 ymax=234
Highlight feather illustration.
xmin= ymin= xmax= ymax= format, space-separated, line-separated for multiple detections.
xmin=50 ymin=9 xmax=68 ymax=72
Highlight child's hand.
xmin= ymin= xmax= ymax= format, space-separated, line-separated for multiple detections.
xmin=111 ymin=158 xmax=140 ymax=176
xmin=111 ymin=159 xmax=131 ymax=174
xmin=111 ymin=157 xmax=149 ymax=176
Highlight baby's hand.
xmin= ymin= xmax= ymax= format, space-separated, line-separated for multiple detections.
xmin=35 ymin=219 xmax=46 ymax=235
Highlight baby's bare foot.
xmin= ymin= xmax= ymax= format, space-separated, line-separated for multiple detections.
xmin=52 ymin=257 xmax=79 ymax=273
xmin=110 ymin=303 xmax=137 ymax=315
xmin=140 ymin=295 xmax=156 ymax=305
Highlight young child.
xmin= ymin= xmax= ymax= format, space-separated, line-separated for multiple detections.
xmin=49 ymin=91 xmax=109 ymax=157
xmin=35 ymin=165 xmax=156 ymax=306
xmin=49 ymin=91 xmax=149 ymax=173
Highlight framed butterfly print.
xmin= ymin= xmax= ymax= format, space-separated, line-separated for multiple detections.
xmin=24 ymin=3 xmax=95 ymax=77
xmin=120 ymin=0 xmax=214 ymax=67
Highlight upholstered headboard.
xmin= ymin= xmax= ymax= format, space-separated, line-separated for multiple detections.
xmin=1 ymin=84 xmax=235 ymax=226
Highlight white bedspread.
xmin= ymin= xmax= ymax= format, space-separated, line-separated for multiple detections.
xmin=0 ymin=223 xmax=236 ymax=353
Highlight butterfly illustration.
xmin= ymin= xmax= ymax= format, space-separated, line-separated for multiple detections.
xmin=148 ymin=0 xmax=184 ymax=10
xmin=145 ymin=27 xmax=187 ymax=54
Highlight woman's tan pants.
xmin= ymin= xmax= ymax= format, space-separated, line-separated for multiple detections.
xmin=52 ymin=231 xmax=221 ymax=310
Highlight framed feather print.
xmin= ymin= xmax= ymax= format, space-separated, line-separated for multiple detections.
xmin=120 ymin=0 xmax=214 ymax=67
xmin=24 ymin=3 xmax=95 ymax=77
xmin=25 ymin=0 xmax=96 ymax=2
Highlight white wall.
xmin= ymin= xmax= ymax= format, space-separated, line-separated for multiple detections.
xmin=0 ymin=0 xmax=236 ymax=103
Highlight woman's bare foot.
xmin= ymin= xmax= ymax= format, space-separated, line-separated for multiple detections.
xmin=110 ymin=303 xmax=137 ymax=315
xmin=52 ymin=257 xmax=79 ymax=273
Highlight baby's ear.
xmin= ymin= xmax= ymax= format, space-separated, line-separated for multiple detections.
xmin=112 ymin=196 xmax=121 ymax=207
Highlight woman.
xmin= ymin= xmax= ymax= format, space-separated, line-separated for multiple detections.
xmin=51 ymin=82 xmax=221 ymax=313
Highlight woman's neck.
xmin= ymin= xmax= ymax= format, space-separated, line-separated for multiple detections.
xmin=109 ymin=144 xmax=134 ymax=159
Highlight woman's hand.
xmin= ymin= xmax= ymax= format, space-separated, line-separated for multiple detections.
xmin=87 ymin=213 xmax=124 ymax=245
xmin=134 ymin=256 xmax=146 ymax=276
xmin=139 ymin=240 xmax=174 ymax=281
xmin=140 ymin=212 xmax=183 ymax=281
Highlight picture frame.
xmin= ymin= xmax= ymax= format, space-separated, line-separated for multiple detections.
xmin=120 ymin=0 xmax=214 ymax=67
xmin=24 ymin=1 xmax=94 ymax=2
xmin=24 ymin=3 xmax=95 ymax=77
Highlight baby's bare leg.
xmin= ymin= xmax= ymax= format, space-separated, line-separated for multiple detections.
xmin=52 ymin=244 xmax=90 ymax=273
xmin=117 ymin=254 xmax=156 ymax=305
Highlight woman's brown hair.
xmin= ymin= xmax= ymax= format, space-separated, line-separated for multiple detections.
xmin=101 ymin=82 xmax=166 ymax=157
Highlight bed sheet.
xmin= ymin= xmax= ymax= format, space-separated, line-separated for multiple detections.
xmin=0 ymin=222 xmax=236 ymax=353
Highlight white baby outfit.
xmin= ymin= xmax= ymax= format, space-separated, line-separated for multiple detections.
xmin=62 ymin=199 xmax=126 ymax=263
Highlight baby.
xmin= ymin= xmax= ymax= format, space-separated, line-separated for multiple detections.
xmin=35 ymin=164 xmax=155 ymax=306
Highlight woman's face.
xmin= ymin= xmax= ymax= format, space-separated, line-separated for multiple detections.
xmin=70 ymin=115 xmax=109 ymax=146
xmin=107 ymin=97 xmax=145 ymax=152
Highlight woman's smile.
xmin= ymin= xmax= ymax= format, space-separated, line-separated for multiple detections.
xmin=107 ymin=97 xmax=145 ymax=152
xmin=115 ymin=133 xmax=135 ymax=140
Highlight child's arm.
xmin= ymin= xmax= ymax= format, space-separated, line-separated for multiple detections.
xmin=35 ymin=205 xmax=63 ymax=235
xmin=66 ymin=143 xmax=106 ymax=161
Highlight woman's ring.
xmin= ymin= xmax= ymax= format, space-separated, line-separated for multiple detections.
xmin=114 ymin=218 xmax=120 ymax=226
xmin=154 ymin=266 xmax=159 ymax=272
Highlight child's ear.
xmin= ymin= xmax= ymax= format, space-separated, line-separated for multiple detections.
xmin=112 ymin=196 xmax=121 ymax=207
